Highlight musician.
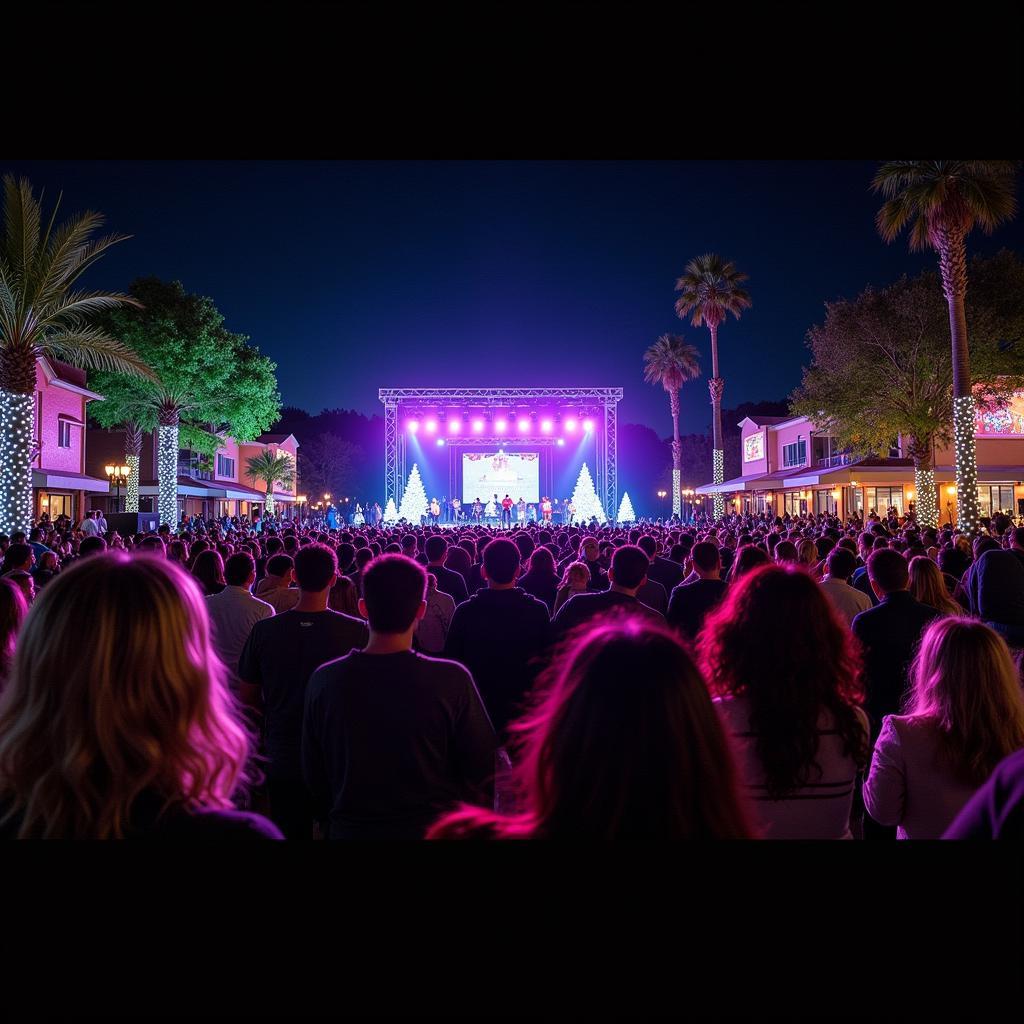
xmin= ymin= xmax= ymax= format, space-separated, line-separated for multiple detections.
xmin=451 ymin=496 xmax=462 ymax=523
xmin=472 ymin=497 xmax=483 ymax=523
xmin=430 ymin=497 xmax=441 ymax=525
xmin=501 ymin=494 xmax=514 ymax=528
xmin=541 ymin=496 xmax=552 ymax=523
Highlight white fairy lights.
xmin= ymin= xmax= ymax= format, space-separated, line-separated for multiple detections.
xmin=125 ymin=454 xmax=140 ymax=513
xmin=616 ymin=490 xmax=636 ymax=524
xmin=158 ymin=424 xmax=179 ymax=528
xmin=672 ymin=468 xmax=681 ymax=518
xmin=913 ymin=467 xmax=937 ymax=529
xmin=712 ymin=448 xmax=725 ymax=520
xmin=952 ymin=395 xmax=981 ymax=535
xmin=0 ymin=391 xmax=36 ymax=535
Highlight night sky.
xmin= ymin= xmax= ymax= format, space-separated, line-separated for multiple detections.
xmin=7 ymin=160 xmax=1024 ymax=437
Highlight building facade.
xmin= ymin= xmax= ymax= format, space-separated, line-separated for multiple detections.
xmin=32 ymin=358 xmax=110 ymax=522
xmin=696 ymin=398 xmax=1024 ymax=526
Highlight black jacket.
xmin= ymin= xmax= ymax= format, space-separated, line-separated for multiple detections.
xmin=444 ymin=587 xmax=553 ymax=735
xmin=426 ymin=564 xmax=469 ymax=605
xmin=666 ymin=578 xmax=728 ymax=642
xmin=852 ymin=591 xmax=939 ymax=733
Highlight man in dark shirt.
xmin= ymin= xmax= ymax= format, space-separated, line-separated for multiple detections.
xmin=552 ymin=544 xmax=666 ymax=638
xmin=638 ymin=534 xmax=684 ymax=594
xmin=425 ymin=535 xmax=469 ymax=604
xmin=557 ymin=535 xmax=609 ymax=591
xmin=302 ymin=553 xmax=497 ymax=839
xmin=852 ymin=548 xmax=940 ymax=734
xmin=239 ymin=543 xmax=369 ymax=838
xmin=443 ymin=538 xmax=553 ymax=737
xmin=666 ymin=541 xmax=728 ymax=643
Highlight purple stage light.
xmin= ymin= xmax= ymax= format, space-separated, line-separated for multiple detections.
xmin=495 ymin=419 xmax=507 ymax=433
xmin=565 ymin=418 xmax=577 ymax=432
xmin=583 ymin=418 xmax=594 ymax=432
xmin=436 ymin=437 xmax=446 ymax=446
xmin=472 ymin=419 xmax=484 ymax=432
xmin=518 ymin=419 xmax=530 ymax=433
xmin=408 ymin=419 xmax=420 ymax=433
xmin=557 ymin=438 xmax=565 ymax=446
xmin=541 ymin=419 xmax=553 ymax=433
xmin=448 ymin=419 xmax=460 ymax=433
xmin=425 ymin=419 xmax=437 ymax=434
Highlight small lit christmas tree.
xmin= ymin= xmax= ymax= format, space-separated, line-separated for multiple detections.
xmin=617 ymin=491 xmax=636 ymax=524
xmin=398 ymin=463 xmax=429 ymax=523
xmin=382 ymin=497 xmax=399 ymax=524
xmin=571 ymin=462 xmax=607 ymax=524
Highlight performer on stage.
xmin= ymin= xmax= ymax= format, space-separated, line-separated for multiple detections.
xmin=485 ymin=495 xmax=497 ymax=523
xmin=565 ymin=499 xmax=575 ymax=526
xmin=451 ymin=496 xmax=461 ymax=523
xmin=541 ymin=496 xmax=552 ymax=523
xmin=430 ymin=497 xmax=440 ymax=526
xmin=441 ymin=495 xmax=450 ymax=523
xmin=353 ymin=503 xmax=365 ymax=526
xmin=527 ymin=502 xmax=537 ymax=524
xmin=472 ymin=497 xmax=483 ymax=523
xmin=501 ymin=493 xmax=513 ymax=528
xmin=517 ymin=497 xmax=527 ymax=525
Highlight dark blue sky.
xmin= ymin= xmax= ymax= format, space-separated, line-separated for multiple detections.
xmin=8 ymin=160 xmax=1024 ymax=436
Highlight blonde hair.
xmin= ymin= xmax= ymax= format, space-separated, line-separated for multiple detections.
xmin=907 ymin=618 xmax=1024 ymax=787
xmin=559 ymin=561 xmax=590 ymax=590
xmin=797 ymin=539 xmax=818 ymax=566
xmin=0 ymin=553 xmax=253 ymax=838
xmin=909 ymin=556 xmax=963 ymax=617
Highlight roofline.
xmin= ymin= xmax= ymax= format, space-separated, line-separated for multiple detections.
xmin=38 ymin=356 xmax=104 ymax=402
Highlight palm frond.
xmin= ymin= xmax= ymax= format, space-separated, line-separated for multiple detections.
xmin=2 ymin=176 xmax=41 ymax=286
xmin=41 ymin=327 xmax=158 ymax=381
xmin=37 ymin=290 xmax=141 ymax=330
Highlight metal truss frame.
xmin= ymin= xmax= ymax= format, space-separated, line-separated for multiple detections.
xmin=379 ymin=387 xmax=623 ymax=517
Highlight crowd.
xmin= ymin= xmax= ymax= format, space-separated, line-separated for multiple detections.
xmin=1 ymin=504 xmax=1024 ymax=839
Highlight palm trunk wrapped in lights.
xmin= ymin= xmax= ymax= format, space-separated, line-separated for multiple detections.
xmin=157 ymin=405 xmax=180 ymax=529
xmin=264 ymin=483 xmax=275 ymax=516
xmin=906 ymin=436 xmax=938 ymax=529
xmin=709 ymin=372 xmax=725 ymax=520
xmin=0 ymin=345 xmax=40 ymax=535
xmin=124 ymin=421 xmax=143 ymax=513
xmin=669 ymin=391 xmax=682 ymax=519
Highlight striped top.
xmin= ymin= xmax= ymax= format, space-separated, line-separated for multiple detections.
xmin=715 ymin=695 xmax=869 ymax=840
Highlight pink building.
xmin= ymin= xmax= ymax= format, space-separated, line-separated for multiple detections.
xmin=697 ymin=398 xmax=1024 ymax=525
xmin=32 ymin=357 xmax=109 ymax=522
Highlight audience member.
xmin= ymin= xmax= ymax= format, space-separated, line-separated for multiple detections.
xmin=666 ymin=541 xmax=728 ymax=644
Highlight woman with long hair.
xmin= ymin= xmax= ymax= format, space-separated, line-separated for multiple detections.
xmin=909 ymin=556 xmax=962 ymax=617
xmin=0 ymin=553 xmax=281 ymax=839
xmin=864 ymin=618 xmax=1024 ymax=839
xmin=552 ymin=561 xmax=590 ymax=617
xmin=728 ymin=543 xmax=771 ymax=583
xmin=797 ymin=538 xmax=821 ymax=579
xmin=518 ymin=546 xmax=560 ymax=615
xmin=699 ymin=564 xmax=870 ymax=839
xmin=428 ymin=616 xmax=753 ymax=839
xmin=192 ymin=549 xmax=227 ymax=596
xmin=0 ymin=579 xmax=27 ymax=691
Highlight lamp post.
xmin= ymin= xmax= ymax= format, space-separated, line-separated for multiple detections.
xmin=947 ymin=485 xmax=957 ymax=527
xmin=681 ymin=487 xmax=695 ymax=523
xmin=657 ymin=489 xmax=667 ymax=520
xmin=104 ymin=462 xmax=131 ymax=514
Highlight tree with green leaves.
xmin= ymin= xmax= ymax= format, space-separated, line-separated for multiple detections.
xmin=0 ymin=176 xmax=154 ymax=533
xmin=674 ymin=254 xmax=752 ymax=519
xmin=245 ymin=449 xmax=295 ymax=515
xmin=872 ymin=160 xmax=1020 ymax=534
xmin=90 ymin=277 xmax=279 ymax=525
xmin=643 ymin=334 xmax=701 ymax=519
xmin=791 ymin=253 xmax=1024 ymax=528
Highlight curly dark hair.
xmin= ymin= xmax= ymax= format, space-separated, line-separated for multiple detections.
xmin=697 ymin=564 xmax=869 ymax=800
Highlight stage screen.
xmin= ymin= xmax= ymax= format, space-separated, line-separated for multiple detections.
xmin=462 ymin=451 xmax=540 ymax=503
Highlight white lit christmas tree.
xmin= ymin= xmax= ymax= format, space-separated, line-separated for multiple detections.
xmin=398 ymin=463 xmax=429 ymax=523
xmin=617 ymin=490 xmax=636 ymax=524
xmin=382 ymin=497 xmax=399 ymax=524
xmin=571 ymin=462 xmax=607 ymax=524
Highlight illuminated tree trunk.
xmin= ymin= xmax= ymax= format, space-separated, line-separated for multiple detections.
xmin=669 ymin=388 xmax=682 ymax=519
xmin=264 ymin=479 xmax=275 ymax=515
xmin=908 ymin=436 xmax=938 ymax=529
xmin=157 ymin=404 xmax=180 ymax=529
xmin=124 ymin=421 xmax=143 ymax=513
xmin=0 ymin=346 xmax=39 ymax=535
xmin=708 ymin=321 xmax=725 ymax=520
xmin=936 ymin=226 xmax=980 ymax=535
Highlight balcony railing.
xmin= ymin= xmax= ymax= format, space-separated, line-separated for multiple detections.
xmin=817 ymin=453 xmax=856 ymax=469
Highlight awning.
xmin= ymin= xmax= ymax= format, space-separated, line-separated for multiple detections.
xmin=695 ymin=468 xmax=792 ymax=495
xmin=34 ymin=470 xmax=109 ymax=493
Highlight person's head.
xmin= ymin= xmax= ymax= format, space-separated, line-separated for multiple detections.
xmin=224 ymin=552 xmax=256 ymax=589
xmin=580 ymin=537 xmax=600 ymax=563
xmin=1010 ymin=526 xmax=1024 ymax=552
xmin=908 ymin=618 xmax=1024 ymax=787
xmin=773 ymin=540 xmax=799 ymax=565
xmin=191 ymin=550 xmax=226 ymax=592
xmin=867 ymin=548 xmax=909 ymax=598
xmin=4 ymin=571 xmax=34 ymax=606
xmin=264 ymin=553 xmax=294 ymax=582
xmin=78 ymin=536 xmax=108 ymax=559
xmin=292 ymin=544 xmax=337 ymax=594
xmin=699 ymin=564 xmax=868 ymax=799
xmin=0 ymin=554 xmax=252 ymax=837
xmin=730 ymin=544 xmax=771 ymax=581
xmin=1 ymin=544 xmax=32 ymax=575
xmin=137 ymin=536 xmax=165 ymax=556
xmin=358 ymin=554 xmax=426 ymax=634
xmin=447 ymin=619 xmax=754 ymax=838
xmin=559 ymin=561 xmax=590 ymax=592
xmin=690 ymin=541 xmax=721 ymax=578
xmin=425 ymin=535 xmax=448 ymax=564
xmin=938 ymin=544 xmax=971 ymax=581
xmin=826 ymin=546 xmax=857 ymax=582
xmin=354 ymin=547 xmax=375 ymax=573
xmin=909 ymin=556 xmax=961 ymax=617
xmin=527 ymin=546 xmax=556 ymax=577
xmin=797 ymin=538 xmax=818 ymax=567
xmin=482 ymin=539 xmax=521 ymax=587
xmin=608 ymin=545 xmax=649 ymax=593
xmin=0 ymin=578 xmax=28 ymax=685
xmin=858 ymin=532 xmax=875 ymax=558
xmin=37 ymin=550 xmax=59 ymax=574
xmin=514 ymin=532 xmax=535 ymax=564
xmin=636 ymin=535 xmax=657 ymax=561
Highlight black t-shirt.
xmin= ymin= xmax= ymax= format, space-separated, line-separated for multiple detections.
xmin=239 ymin=609 xmax=369 ymax=781
xmin=301 ymin=650 xmax=497 ymax=839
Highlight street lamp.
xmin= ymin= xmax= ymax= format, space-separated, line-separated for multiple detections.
xmin=682 ymin=487 xmax=695 ymax=523
xmin=104 ymin=462 xmax=131 ymax=513
xmin=657 ymin=489 xmax=667 ymax=519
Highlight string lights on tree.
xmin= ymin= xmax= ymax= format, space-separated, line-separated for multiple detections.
xmin=157 ymin=423 xmax=179 ymax=528
xmin=0 ymin=393 xmax=35 ymax=534
xmin=913 ymin=467 xmax=938 ymax=529
xmin=616 ymin=490 xmax=636 ymax=524
xmin=952 ymin=395 xmax=981 ymax=535
xmin=398 ymin=463 xmax=429 ymax=523
xmin=571 ymin=462 xmax=607 ymax=525
xmin=382 ymin=497 xmax=399 ymax=524
xmin=712 ymin=449 xmax=725 ymax=520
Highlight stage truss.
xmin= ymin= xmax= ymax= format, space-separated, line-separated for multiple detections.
xmin=378 ymin=387 xmax=623 ymax=518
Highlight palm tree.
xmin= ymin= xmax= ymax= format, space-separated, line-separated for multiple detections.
xmin=643 ymin=334 xmax=701 ymax=519
xmin=674 ymin=254 xmax=752 ymax=520
xmin=873 ymin=161 xmax=1019 ymax=535
xmin=0 ymin=176 xmax=154 ymax=534
xmin=245 ymin=450 xmax=294 ymax=516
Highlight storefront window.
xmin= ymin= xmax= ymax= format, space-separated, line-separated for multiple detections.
xmin=979 ymin=485 xmax=1015 ymax=518
xmin=864 ymin=486 xmax=903 ymax=515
